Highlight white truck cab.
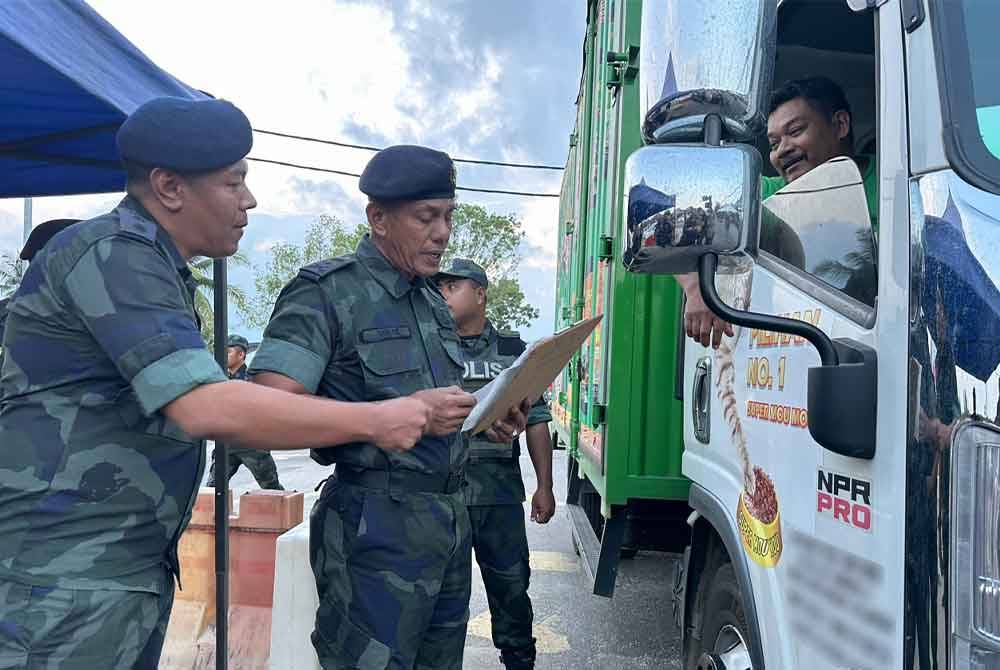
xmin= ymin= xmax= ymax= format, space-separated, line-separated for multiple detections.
xmin=623 ymin=1 xmax=1000 ymax=668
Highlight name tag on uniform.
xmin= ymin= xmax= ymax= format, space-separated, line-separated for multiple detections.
xmin=360 ymin=326 xmax=412 ymax=343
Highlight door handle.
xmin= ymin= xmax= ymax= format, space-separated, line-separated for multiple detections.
xmin=692 ymin=356 xmax=711 ymax=444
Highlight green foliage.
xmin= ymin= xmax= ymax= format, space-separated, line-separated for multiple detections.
xmin=0 ymin=253 xmax=25 ymax=298
xmin=240 ymin=205 xmax=539 ymax=331
xmin=240 ymin=214 xmax=368 ymax=330
xmin=189 ymin=252 xmax=250 ymax=349
xmin=486 ymin=277 xmax=539 ymax=330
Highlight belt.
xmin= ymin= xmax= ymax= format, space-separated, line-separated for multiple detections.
xmin=335 ymin=466 xmax=466 ymax=495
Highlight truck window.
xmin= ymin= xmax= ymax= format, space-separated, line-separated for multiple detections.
xmin=755 ymin=0 xmax=878 ymax=309
xmin=761 ymin=157 xmax=877 ymax=306
xmin=933 ymin=0 xmax=1000 ymax=194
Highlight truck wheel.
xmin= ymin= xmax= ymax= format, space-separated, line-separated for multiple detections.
xmin=689 ymin=563 xmax=753 ymax=670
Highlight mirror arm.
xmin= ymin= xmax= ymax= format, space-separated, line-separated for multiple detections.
xmin=697 ymin=253 xmax=840 ymax=366
xmin=704 ymin=113 xmax=723 ymax=146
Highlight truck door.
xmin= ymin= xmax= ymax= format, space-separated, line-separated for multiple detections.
xmin=680 ymin=2 xmax=908 ymax=668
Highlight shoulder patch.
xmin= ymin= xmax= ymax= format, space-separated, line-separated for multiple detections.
xmin=298 ymin=255 xmax=357 ymax=282
xmin=116 ymin=205 xmax=159 ymax=245
xmin=497 ymin=331 xmax=526 ymax=357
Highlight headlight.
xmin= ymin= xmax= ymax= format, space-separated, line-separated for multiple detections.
xmin=952 ymin=421 xmax=1000 ymax=668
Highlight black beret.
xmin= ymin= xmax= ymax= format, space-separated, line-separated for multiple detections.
xmin=117 ymin=97 xmax=253 ymax=173
xmin=359 ymin=145 xmax=456 ymax=201
xmin=20 ymin=219 xmax=81 ymax=261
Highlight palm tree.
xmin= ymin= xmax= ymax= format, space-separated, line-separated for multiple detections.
xmin=189 ymin=253 xmax=250 ymax=348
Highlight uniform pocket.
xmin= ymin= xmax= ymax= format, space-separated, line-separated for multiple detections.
xmin=357 ymin=340 xmax=423 ymax=399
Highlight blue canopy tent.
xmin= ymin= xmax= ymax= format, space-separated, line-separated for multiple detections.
xmin=0 ymin=0 xmax=207 ymax=197
xmin=0 ymin=2 xmax=233 ymax=665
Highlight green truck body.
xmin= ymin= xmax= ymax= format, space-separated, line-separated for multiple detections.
xmin=552 ymin=0 xmax=690 ymax=595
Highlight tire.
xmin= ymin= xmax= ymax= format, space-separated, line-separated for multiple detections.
xmin=619 ymin=546 xmax=639 ymax=560
xmin=686 ymin=561 xmax=753 ymax=670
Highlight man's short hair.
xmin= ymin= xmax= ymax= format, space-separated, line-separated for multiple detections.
xmin=768 ymin=76 xmax=854 ymax=145
xmin=122 ymin=160 xmax=153 ymax=190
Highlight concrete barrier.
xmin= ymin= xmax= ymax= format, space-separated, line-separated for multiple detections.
xmin=162 ymin=487 xmax=304 ymax=670
xmin=269 ymin=519 xmax=321 ymax=670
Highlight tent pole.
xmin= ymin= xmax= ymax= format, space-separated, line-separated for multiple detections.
xmin=212 ymin=258 xmax=229 ymax=670
xmin=22 ymin=198 xmax=31 ymax=244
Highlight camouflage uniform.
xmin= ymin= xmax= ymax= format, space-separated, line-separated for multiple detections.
xmin=0 ymin=297 xmax=8 ymax=375
xmin=250 ymin=235 xmax=470 ymax=670
xmin=0 ymin=197 xmax=227 ymax=669
xmin=459 ymin=322 xmax=552 ymax=669
xmin=207 ymin=364 xmax=284 ymax=490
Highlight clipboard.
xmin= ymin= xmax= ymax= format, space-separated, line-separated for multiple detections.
xmin=462 ymin=315 xmax=603 ymax=435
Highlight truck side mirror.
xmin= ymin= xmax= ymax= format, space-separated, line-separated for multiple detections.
xmin=622 ymin=144 xmax=761 ymax=274
xmin=621 ymin=145 xmax=877 ymax=460
xmin=640 ymin=0 xmax=777 ymax=143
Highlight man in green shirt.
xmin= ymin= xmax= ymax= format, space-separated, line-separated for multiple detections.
xmin=680 ymin=76 xmax=878 ymax=347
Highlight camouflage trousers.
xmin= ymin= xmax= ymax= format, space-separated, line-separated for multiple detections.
xmin=468 ymin=505 xmax=536 ymax=668
xmin=310 ymin=478 xmax=472 ymax=669
xmin=0 ymin=577 xmax=173 ymax=669
xmin=208 ymin=446 xmax=284 ymax=490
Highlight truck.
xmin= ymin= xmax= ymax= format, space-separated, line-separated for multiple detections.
xmin=556 ymin=0 xmax=1000 ymax=669
xmin=553 ymin=0 xmax=692 ymax=599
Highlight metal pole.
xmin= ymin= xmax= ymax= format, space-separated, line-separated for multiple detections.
xmin=212 ymin=257 xmax=229 ymax=670
xmin=22 ymin=198 xmax=32 ymax=245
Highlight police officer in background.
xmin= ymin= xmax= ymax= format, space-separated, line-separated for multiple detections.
xmin=0 ymin=99 xmax=431 ymax=669
xmin=250 ymin=145 xmax=529 ymax=670
xmin=207 ymin=334 xmax=284 ymax=490
xmin=0 ymin=218 xmax=81 ymax=370
xmin=436 ymin=259 xmax=554 ymax=670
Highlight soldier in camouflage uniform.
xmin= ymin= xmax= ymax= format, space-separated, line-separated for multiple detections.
xmin=435 ymin=259 xmax=554 ymax=670
xmin=251 ymin=145 xmax=528 ymax=670
xmin=0 ymin=219 xmax=80 ymax=372
xmin=208 ymin=334 xmax=284 ymax=490
xmin=0 ymin=99 xmax=432 ymax=670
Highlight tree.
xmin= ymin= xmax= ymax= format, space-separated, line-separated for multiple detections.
xmin=241 ymin=204 xmax=539 ymax=331
xmin=240 ymin=214 xmax=368 ymax=329
xmin=0 ymin=253 xmax=24 ymax=298
xmin=190 ymin=253 xmax=251 ymax=348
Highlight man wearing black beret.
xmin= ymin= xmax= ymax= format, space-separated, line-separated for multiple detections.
xmin=252 ymin=144 xmax=530 ymax=669
xmin=0 ymin=101 xmax=435 ymax=668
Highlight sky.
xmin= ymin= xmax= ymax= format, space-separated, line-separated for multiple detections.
xmin=0 ymin=0 xmax=588 ymax=342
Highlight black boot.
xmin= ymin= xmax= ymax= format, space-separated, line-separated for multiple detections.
xmin=499 ymin=646 xmax=536 ymax=669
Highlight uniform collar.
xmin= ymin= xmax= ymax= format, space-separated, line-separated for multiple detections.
xmin=356 ymin=234 xmax=427 ymax=299
xmin=461 ymin=319 xmax=496 ymax=353
xmin=118 ymin=196 xmax=192 ymax=281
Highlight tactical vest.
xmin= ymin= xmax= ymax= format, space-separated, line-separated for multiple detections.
xmin=463 ymin=327 xmax=526 ymax=460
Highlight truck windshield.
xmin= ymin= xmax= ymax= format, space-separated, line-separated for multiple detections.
xmin=934 ymin=0 xmax=1000 ymax=192
xmin=960 ymin=2 xmax=1000 ymax=157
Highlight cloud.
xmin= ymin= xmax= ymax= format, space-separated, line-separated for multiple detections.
xmin=284 ymin=177 xmax=365 ymax=223
xmin=253 ymin=239 xmax=282 ymax=253
xmin=3 ymin=1 xmax=586 ymax=340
